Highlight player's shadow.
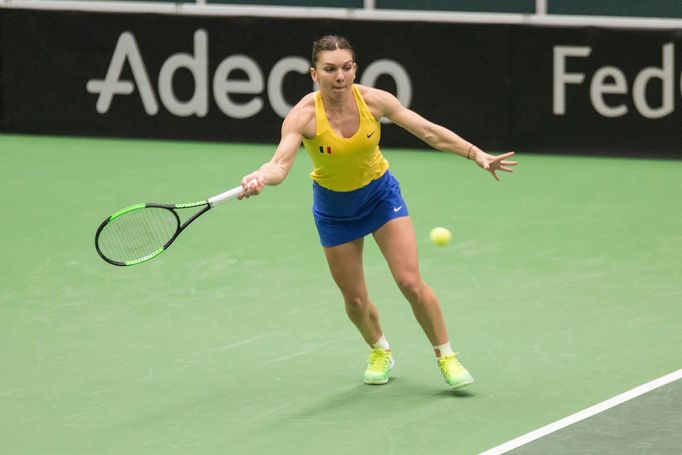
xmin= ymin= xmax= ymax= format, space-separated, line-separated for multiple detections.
xmin=437 ymin=388 xmax=475 ymax=398
xmin=266 ymin=375 xmax=476 ymax=427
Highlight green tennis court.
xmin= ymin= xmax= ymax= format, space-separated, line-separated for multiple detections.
xmin=1 ymin=133 xmax=680 ymax=454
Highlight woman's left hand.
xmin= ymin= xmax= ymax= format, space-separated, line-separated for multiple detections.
xmin=473 ymin=150 xmax=518 ymax=181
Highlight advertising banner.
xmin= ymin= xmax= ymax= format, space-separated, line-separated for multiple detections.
xmin=0 ymin=9 xmax=679 ymax=157
xmin=509 ymin=25 xmax=682 ymax=156
xmin=0 ymin=9 xmax=508 ymax=150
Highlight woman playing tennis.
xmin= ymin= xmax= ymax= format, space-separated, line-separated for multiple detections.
xmin=240 ymin=35 xmax=517 ymax=389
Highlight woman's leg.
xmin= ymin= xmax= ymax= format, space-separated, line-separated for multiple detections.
xmin=323 ymin=237 xmax=383 ymax=346
xmin=372 ymin=216 xmax=449 ymax=347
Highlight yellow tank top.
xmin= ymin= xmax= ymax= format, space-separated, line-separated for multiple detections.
xmin=302 ymin=85 xmax=389 ymax=192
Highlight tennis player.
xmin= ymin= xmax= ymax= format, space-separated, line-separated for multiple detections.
xmin=240 ymin=35 xmax=517 ymax=389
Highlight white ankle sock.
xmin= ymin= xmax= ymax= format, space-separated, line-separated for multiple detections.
xmin=372 ymin=335 xmax=390 ymax=350
xmin=433 ymin=341 xmax=453 ymax=358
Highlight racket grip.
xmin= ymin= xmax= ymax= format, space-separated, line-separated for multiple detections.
xmin=207 ymin=179 xmax=258 ymax=207
xmin=207 ymin=185 xmax=244 ymax=207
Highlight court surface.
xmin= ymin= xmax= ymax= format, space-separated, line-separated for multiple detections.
xmin=1 ymin=134 xmax=680 ymax=454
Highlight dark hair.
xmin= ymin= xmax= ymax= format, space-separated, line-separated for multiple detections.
xmin=311 ymin=35 xmax=355 ymax=67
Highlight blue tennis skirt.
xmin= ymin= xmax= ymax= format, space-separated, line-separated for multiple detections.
xmin=312 ymin=170 xmax=409 ymax=247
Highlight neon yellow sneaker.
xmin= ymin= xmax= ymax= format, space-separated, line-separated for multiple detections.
xmin=363 ymin=348 xmax=394 ymax=385
xmin=438 ymin=353 xmax=473 ymax=389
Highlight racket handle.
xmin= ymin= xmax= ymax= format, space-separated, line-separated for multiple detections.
xmin=207 ymin=179 xmax=259 ymax=207
xmin=207 ymin=185 xmax=244 ymax=207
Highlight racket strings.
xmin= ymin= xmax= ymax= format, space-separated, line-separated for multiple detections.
xmin=98 ymin=207 xmax=179 ymax=263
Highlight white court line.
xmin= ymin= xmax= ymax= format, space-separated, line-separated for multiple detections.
xmin=480 ymin=369 xmax=682 ymax=455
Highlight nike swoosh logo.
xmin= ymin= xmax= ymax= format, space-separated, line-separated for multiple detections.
xmin=393 ymin=206 xmax=402 ymax=212
xmin=367 ymin=130 xmax=376 ymax=138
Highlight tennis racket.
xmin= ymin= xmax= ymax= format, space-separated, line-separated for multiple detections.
xmin=95 ymin=184 xmax=249 ymax=267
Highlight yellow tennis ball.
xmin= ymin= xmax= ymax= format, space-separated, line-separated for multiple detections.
xmin=430 ymin=227 xmax=452 ymax=246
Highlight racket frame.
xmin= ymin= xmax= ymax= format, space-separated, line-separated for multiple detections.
xmin=95 ymin=184 xmax=244 ymax=267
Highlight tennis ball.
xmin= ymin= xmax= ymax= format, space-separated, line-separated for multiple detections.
xmin=429 ymin=227 xmax=452 ymax=246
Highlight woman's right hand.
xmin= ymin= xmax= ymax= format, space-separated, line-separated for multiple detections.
xmin=238 ymin=172 xmax=266 ymax=199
